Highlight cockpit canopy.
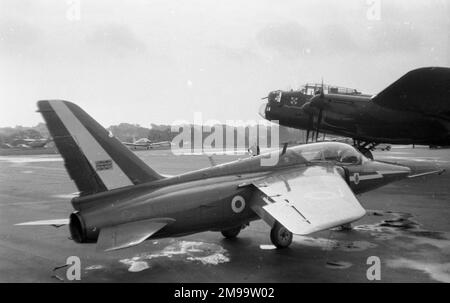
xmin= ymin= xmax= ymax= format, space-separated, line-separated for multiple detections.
xmin=300 ymin=83 xmax=361 ymax=96
xmin=292 ymin=142 xmax=364 ymax=165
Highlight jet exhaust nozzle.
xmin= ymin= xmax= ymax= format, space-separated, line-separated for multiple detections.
xmin=69 ymin=212 xmax=91 ymax=243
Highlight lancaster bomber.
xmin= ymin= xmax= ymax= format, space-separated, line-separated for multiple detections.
xmin=260 ymin=67 xmax=450 ymax=159
xmin=17 ymin=100 xmax=440 ymax=251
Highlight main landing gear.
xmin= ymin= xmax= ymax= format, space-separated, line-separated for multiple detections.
xmin=353 ymin=140 xmax=378 ymax=160
xmin=221 ymin=225 xmax=242 ymax=239
xmin=270 ymin=222 xmax=293 ymax=248
xmin=339 ymin=223 xmax=352 ymax=231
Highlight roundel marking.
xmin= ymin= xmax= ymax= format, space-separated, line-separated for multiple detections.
xmin=231 ymin=195 xmax=246 ymax=213
xmin=353 ymin=173 xmax=360 ymax=185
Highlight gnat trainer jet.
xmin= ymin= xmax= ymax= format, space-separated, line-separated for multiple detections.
xmin=17 ymin=100 xmax=437 ymax=251
xmin=260 ymin=67 xmax=450 ymax=159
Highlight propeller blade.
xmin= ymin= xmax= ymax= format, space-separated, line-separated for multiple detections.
xmin=320 ymin=78 xmax=324 ymax=98
xmin=306 ymin=112 xmax=315 ymax=143
xmin=315 ymin=108 xmax=323 ymax=141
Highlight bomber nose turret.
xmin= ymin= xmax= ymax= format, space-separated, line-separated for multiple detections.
xmin=259 ymin=102 xmax=268 ymax=119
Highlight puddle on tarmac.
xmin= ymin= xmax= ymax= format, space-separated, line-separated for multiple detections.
xmin=119 ymin=240 xmax=230 ymax=272
xmin=386 ymin=259 xmax=450 ymax=283
xmin=325 ymin=261 xmax=352 ymax=269
xmin=85 ymin=265 xmax=105 ymax=271
xmin=292 ymin=236 xmax=377 ymax=252
xmin=355 ymin=210 xmax=450 ymax=282
xmin=354 ymin=210 xmax=450 ymax=246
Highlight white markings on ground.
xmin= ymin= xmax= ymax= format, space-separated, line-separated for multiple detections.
xmin=119 ymin=240 xmax=229 ymax=272
xmin=85 ymin=265 xmax=105 ymax=270
xmin=0 ymin=156 xmax=62 ymax=163
xmin=119 ymin=260 xmax=150 ymax=272
xmin=259 ymin=244 xmax=277 ymax=250
xmin=187 ymin=252 xmax=229 ymax=265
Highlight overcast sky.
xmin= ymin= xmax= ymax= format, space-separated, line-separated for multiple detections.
xmin=0 ymin=0 xmax=448 ymax=127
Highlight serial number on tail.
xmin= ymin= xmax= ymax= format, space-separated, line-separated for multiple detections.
xmin=95 ymin=159 xmax=113 ymax=171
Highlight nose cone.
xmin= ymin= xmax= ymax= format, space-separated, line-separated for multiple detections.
xmin=259 ymin=102 xmax=269 ymax=119
xmin=373 ymin=161 xmax=411 ymax=183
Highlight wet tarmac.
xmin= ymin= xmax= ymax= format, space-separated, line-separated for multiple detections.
xmin=0 ymin=146 xmax=449 ymax=282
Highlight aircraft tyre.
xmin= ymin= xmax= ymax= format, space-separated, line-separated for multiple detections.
xmin=221 ymin=226 xmax=241 ymax=239
xmin=270 ymin=222 xmax=293 ymax=248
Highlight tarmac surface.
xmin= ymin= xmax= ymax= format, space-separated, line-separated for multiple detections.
xmin=0 ymin=146 xmax=449 ymax=282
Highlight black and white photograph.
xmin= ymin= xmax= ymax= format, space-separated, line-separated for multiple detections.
xmin=0 ymin=0 xmax=449 ymax=289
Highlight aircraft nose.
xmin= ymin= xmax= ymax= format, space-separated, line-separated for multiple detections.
xmin=259 ymin=102 xmax=269 ymax=119
xmin=374 ymin=161 xmax=411 ymax=182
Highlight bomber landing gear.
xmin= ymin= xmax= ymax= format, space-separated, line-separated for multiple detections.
xmin=360 ymin=148 xmax=373 ymax=160
xmin=221 ymin=226 xmax=242 ymax=239
xmin=353 ymin=140 xmax=377 ymax=160
xmin=270 ymin=222 xmax=293 ymax=248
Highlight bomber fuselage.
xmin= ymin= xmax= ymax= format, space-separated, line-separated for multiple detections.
xmin=261 ymin=90 xmax=450 ymax=145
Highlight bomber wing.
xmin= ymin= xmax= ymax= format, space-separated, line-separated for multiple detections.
xmin=372 ymin=67 xmax=450 ymax=120
xmin=250 ymin=166 xmax=365 ymax=235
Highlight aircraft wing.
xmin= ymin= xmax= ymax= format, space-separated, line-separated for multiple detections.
xmin=372 ymin=67 xmax=450 ymax=120
xmin=148 ymin=141 xmax=171 ymax=147
xmin=97 ymin=217 xmax=175 ymax=252
xmin=250 ymin=166 xmax=365 ymax=235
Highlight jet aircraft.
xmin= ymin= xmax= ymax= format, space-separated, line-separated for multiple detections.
xmin=17 ymin=100 xmax=440 ymax=251
xmin=260 ymin=67 xmax=450 ymax=159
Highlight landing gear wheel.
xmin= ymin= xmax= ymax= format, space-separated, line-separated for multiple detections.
xmin=270 ymin=223 xmax=293 ymax=248
xmin=221 ymin=226 xmax=241 ymax=239
xmin=339 ymin=223 xmax=352 ymax=231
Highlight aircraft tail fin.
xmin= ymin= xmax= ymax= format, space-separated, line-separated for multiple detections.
xmin=37 ymin=100 xmax=164 ymax=196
